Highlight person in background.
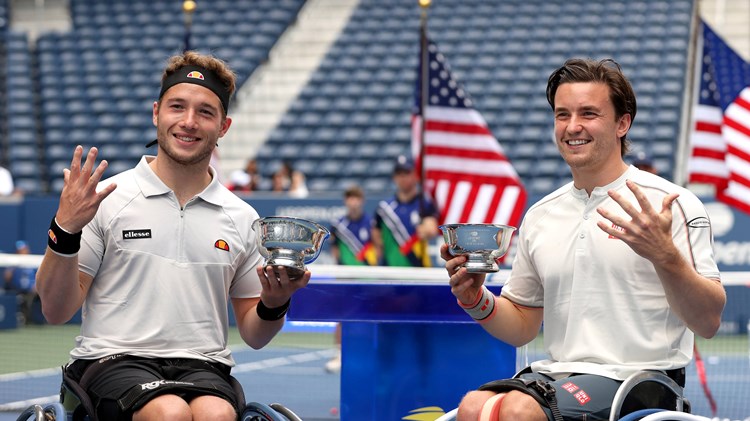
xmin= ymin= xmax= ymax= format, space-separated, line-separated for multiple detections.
xmin=442 ymin=58 xmax=725 ymax=420
xmin=4 ymin=240 xmax=39 ymax=324
xmin=227 ymin=158 xmax=262 ymax=194
xmin=632 ymin=150 xmax=658 ymax=175
xmin=0 ymin=165 xmax=16 ymax=196
xmin=372 ymin=155 xmax=440 ymax=267
xmin=271 ymin=160 xmax=308 ymax=198
xmin=35 ymin=51 xmax=313 ymax=421
xmin=325 ymin=185 xmax=376 ymax=373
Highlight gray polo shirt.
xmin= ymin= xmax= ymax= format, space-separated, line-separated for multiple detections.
xmin=73 ymin=156 xmax=264 ymax=366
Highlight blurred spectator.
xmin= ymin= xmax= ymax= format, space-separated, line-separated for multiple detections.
xmin=227 ymin=158 xmax=262 ymax=193
xmin=326 ymin=185 xmax=376 ymax=373
xmin=272 ymin=161 xmax=308 ymax=198
xmin=632 ymin=150 xmax=657 ymax=175
xmin=0 ymin=165 xmax=15 ymax=196
xmin=372 ymin=155 xmax=440 ymax=266
xmin=3 ymin=240 xmax=39 ymax=324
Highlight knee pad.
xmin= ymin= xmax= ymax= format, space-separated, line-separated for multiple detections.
xmin=479 ymin=393 xmax=504 ymax=421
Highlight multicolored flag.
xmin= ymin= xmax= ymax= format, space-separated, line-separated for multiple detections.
xmin=688 ymin=20 xmax=750 ymax=214
xmin=411 ymin=39 xmax=527 ymax=228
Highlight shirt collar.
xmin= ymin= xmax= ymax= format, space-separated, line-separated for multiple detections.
xmin=570 ymin=165 xmax=637 ymax=200
xmin=134 ymin=156 xmax=225 ymax=206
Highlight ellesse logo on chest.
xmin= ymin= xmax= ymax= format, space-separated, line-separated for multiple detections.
xmin=123 ymin=229 xmax=152 ymax=239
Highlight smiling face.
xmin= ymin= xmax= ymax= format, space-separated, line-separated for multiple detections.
xmin=553 ymin=82 xmax=631 ymax=188
xmin=153 ymin=83 xmax=231 ymax=167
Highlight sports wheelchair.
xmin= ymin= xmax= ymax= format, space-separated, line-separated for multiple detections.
xmin=434 ymin=367 xmax=693 ymax=421
xmin=16 ymin=368 xmax=303 ymax=421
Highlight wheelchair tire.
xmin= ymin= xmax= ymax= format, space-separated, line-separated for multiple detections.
xmin=15 ymin=403 xmax=67 ymax=421
xmin=269 ymin=403 xmax=303 ymax=421
xmin=241 ymin=402 xmax=287 ymax=421
xmin=15 ymin=405 xmax=45 ymax=421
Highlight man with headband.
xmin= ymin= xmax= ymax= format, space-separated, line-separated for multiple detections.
xmin=36 ymin=51 xmax=311 ymax=420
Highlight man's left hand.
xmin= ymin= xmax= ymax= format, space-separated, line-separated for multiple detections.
xmin=596 ymin=180 xmax=680 ymax=263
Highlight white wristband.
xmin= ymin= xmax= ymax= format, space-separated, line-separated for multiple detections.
xmin=458 ymin=286 xmax=496 ymax=321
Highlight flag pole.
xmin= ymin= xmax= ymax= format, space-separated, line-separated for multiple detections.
xmin=675 ymin=0 xmax=701 ymax=187
xmin=418 ymin=0 xmax=431 ymax=214
xmin=182 ymin=0 xmax=197 ymax=52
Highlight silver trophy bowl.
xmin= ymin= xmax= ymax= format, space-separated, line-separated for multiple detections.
xmin=252 ymin=216 xmax=330 ymax=279
xmin=440 ymin=223 xmax=517 ymax=273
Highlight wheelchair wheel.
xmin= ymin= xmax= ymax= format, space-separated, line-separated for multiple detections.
xmin=16 ymin=403 xmax=67 ymax=421
xmin=241 ymin=402 xmax=287 ymax=421
xmin=269 ymin=403 xmax=303 ymax=421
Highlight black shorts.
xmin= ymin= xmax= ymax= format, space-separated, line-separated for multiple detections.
xmin=66 ymin=355 xmax=240 ymax=421
xmin=515 ymin=372 xmax=622 ymax=420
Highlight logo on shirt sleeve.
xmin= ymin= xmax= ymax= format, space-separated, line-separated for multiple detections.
xmin=122 ymin=229 xmax=152 ymax=239
xmin=687 ymin=217 xmax=711 ymax=229
xmin=214 ymin=239 xmax=230 ymax=252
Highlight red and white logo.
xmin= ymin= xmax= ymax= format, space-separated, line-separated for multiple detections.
xmin=560 ymin=382 xmax=579 ymax=393
xmin=574 ymin=390 xmax=591 ymax=405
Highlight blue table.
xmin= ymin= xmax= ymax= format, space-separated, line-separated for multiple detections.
xmin=287 ymin=276 xmax=516 ymax=421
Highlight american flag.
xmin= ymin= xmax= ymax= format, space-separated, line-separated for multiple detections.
xmin=688 ymin=20 xmax=750 ymax=214
xmin=411 ymin=39 xmax=526 ymax=227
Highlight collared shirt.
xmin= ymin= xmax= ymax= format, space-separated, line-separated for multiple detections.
xmin=74 ymin=156 xmax=264 ymax=366
xmin=375 ymin=194 xmax=439 ymax=267
xmin=502 ymin=166 xmax=720 ymax=380
xmin=331 ymin=213 xmax=374 ymax=266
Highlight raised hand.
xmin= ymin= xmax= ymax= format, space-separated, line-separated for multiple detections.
xmin=56 ymin=146 xmax=117 ymax=232
xmin=596 ymin=179 xmax=680 ymax=263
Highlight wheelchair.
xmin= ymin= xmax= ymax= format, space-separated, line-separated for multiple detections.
xmin=16 ymin=368 xmax=303 ymax=421
xmin=434 ymin=367 xmax=692 ymax=421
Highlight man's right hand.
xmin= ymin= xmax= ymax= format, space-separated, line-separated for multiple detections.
xmin=440 ymin=243 xmax=487 ymax=305
xmin=56 ymin=146 xmax=117 ymax=232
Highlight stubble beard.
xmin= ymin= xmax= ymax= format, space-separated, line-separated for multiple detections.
xmin=159 ymin=136 xmax=215 ymax=167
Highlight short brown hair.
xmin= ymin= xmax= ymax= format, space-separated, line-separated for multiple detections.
xmin=344 ymin=185 xmax=364 ymax=199
xmin=161 ymin=51 xmax=237 ymax=116
xmin=546 ymin=58 xmax=636 ymax=156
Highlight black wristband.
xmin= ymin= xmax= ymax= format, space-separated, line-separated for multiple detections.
xmin=48 ymin=217 xmax=82 ymax=255
xmin=256 ymin=298 xmax=290 ymax=321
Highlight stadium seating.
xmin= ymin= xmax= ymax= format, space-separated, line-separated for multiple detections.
xmin=256 ymin=0 xmax=694 ymax=196
xmin=2 ymin=29 xmax=45 ymax=194
xmin=2 ymin=0 xmax=693 ymax=197
xmin=27 ymin=0 xmax=304 ymax=193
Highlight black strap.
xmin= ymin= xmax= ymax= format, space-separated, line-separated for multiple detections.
xmin=529 ymin=379 xmax=564 ymax=421
xmin=478 ymin=378 xmax=564 ymax=421
xmin=61 ymin=363 xmax=100 ymax=421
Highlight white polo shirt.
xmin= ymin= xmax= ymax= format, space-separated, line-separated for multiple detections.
xmin=73 ymin=156 xmax=264 ymax=366
xmin=502 ymin=166 xmax=720 ymax=380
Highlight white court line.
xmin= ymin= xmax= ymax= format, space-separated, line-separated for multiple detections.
xmin=0 ymin=367 xmax=61 ymax=382
xmin=231 ymin=349 xmax=336 ymax=373
xmin=0 ymin=348 xmax=337 ymax=412
xmin=0 ymin=395 xmax=60 ymax=411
